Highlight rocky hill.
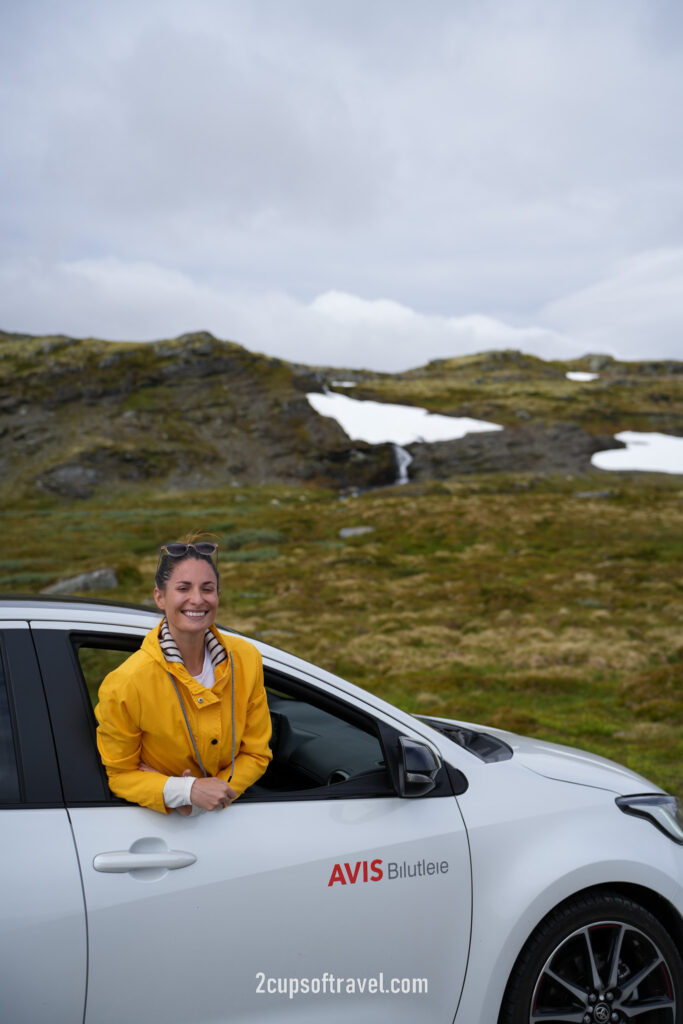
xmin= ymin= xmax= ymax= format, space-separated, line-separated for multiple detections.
xmin=1 ymin=329 xmax=681 ymax=500
xmin=0 ymin=330 xmax=396 ymax=499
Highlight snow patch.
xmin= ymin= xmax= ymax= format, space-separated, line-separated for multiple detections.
xmin=566 ymin=371 xmax=599 ymax=382
xmin=307 ymin=392 xmax=502 ymax=445
xmin=592 ymin=432 xmax=683 ymax=474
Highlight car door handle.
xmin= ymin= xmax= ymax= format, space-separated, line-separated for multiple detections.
xmin=93 ymin=848 xmax=197 ymax=873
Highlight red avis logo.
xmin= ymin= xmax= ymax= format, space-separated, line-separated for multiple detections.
xmin=328 ymin=859 xmax=383 ymax=886
xmin=327 ymin=857 xmax=450 ymax=886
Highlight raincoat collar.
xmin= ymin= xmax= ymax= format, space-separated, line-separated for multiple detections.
xmin=142 ymin=619 xmax=232 ymax=698
xmin=158 ymin=618 xmax=228 ymax=668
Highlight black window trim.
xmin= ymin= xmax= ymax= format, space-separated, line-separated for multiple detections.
xmin=0 ymin=625 xmax=64 ymax=808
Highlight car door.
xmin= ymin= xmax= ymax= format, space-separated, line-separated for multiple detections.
xmin=0 ymin=621 xmax=87 ymax=1024
xmin=33 ymin=620 xmax=472 ymax=1024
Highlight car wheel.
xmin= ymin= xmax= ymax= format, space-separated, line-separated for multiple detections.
xmin=499 ymin=890 xmax=682 ymax=1024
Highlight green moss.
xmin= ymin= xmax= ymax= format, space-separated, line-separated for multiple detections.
xmin=224 ymin=528 xmax=287 ymax=549
xmin=0 ymin=571 xmax=57 ymax=587
xmin=224 ymin=546 xmax=280 ymax=563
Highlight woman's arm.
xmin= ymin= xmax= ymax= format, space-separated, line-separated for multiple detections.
xmin=95 ymin=677 xmax=171 ymax=813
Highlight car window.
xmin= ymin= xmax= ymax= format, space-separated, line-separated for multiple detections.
xmin=245 ymin=682 xmax=390 ymax=800
xmin=0 ymin=644 xmax=21 ymax=803
xmin=73 ymin=636 xmax=392 ymax=801
xmin=79 ymin=645 xmax=138 ymax=707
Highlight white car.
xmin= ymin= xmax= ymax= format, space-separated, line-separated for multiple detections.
xmin=1 ymin=597 xmax=681 ymax=1024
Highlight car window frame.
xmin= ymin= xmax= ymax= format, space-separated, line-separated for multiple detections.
xmin=32 ymin=625 xmax=142 ymax=804
xmin=32 ymin=622 xmax=459 ymax=807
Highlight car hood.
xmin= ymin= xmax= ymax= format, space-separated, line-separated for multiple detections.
xmin=426 ymin=716 xmax=662 ymax=795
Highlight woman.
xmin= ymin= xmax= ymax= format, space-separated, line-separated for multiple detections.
xmin=95 ymin=539 xmax=272 ymax=814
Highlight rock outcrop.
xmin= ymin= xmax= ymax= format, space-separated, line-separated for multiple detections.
xmin=0 ymin=330 xmax=395 ymax=497
xmin=407 ymin=424 xmax=624 ymax=479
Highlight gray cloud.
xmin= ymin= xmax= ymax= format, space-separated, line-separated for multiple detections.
xmin=1 ymin=0 xmax=682 ymax=366
xmin=8 ymin=254 xmax=679 ymax=371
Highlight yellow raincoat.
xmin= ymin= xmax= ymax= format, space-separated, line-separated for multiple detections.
xmin=95 ymin=622 xmax=272 ymax=813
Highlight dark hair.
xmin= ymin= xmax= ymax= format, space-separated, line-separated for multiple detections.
xmin=154 ymin=536 xmax=220 ymax=592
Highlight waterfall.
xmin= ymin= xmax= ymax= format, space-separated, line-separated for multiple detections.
xmin=393 ymin=444 xmax=413 ymax=485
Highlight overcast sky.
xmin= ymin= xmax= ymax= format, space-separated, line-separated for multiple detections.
xmin=2 ymin=0 xmax=683 ymax=370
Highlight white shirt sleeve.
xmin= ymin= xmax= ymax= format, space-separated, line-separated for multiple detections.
xmin=163 ymin=774 xmax=196 ymax=809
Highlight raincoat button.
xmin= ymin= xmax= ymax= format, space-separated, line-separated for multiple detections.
xmin=197 ymin=697 xmax=204 ymax=704
xmin=211 ymin=738 xmax=218 ymax=745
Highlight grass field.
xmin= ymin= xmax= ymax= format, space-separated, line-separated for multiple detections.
xmin=3 ymin=470 xmax=681 ymax=798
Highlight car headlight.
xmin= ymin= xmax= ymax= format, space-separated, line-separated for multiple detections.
xmin=616 ymin=793 xmax=683 ymax=845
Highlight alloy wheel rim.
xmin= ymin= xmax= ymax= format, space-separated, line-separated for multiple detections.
xmin=529 ymin=920 xmax=676 ymax=1023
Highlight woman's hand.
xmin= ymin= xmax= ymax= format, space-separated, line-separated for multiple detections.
xmin=190 ymin=776 xmax=237 ymax=811
xmin=141 ymin=763 xmax=236 ymax=814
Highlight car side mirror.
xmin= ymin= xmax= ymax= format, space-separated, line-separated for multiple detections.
xmin=398 ymin=737 xmax=441 ymax=797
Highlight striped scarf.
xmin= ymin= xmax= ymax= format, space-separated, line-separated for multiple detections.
xmin=158 ymin=619 xmax=228 ymax=668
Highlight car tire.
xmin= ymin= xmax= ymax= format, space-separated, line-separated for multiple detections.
xmin=499 ymin=890 xmax=683 ymax=1024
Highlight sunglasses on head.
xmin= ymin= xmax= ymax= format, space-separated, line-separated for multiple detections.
xmin=160 ymin=542 xmax=218 ymax=558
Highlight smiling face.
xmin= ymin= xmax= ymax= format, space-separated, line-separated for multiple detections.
xmin=153 ymin=556 xmax=220 ymax=641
